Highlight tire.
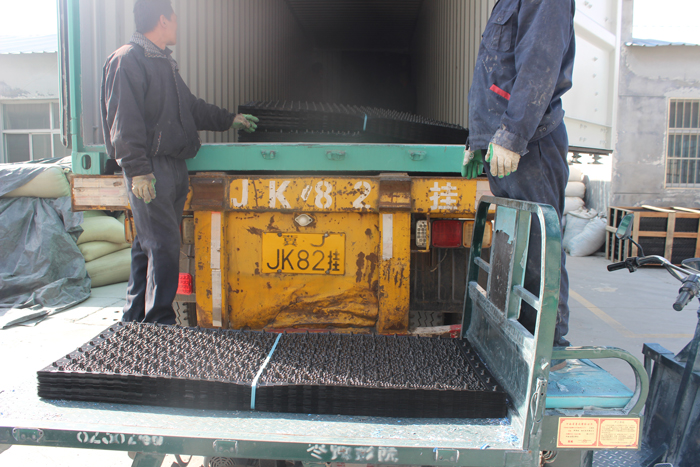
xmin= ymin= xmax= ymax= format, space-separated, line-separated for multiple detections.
xmin=409 ymin=311 xmax=444 ymax=329
xmin=174 ymin=302 xmax=197 ymax=327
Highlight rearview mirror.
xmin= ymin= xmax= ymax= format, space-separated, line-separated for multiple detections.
xmin=616 ymin=214 xmax=634 ymax=240
xmin=681 ymin=258 xmax=700 ymax=272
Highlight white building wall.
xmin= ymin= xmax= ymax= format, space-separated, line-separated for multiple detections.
xmin=0 ymin=53 xmax=59 ymax=99
xmin=611 ymin=0 xmax=700 ymax=208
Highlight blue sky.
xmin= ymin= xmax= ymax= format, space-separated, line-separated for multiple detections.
xmin=0 ymin=0 xmax=699 ymax=45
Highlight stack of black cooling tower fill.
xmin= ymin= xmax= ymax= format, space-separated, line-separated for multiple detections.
xmin=237 ymin=101 xmax=469 ymax=145
xmin=38 ymin=323 xmax=506 ymax=419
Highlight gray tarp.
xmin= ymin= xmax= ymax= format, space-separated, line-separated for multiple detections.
xmin=0 ymin=163 xmax=90 ymax=327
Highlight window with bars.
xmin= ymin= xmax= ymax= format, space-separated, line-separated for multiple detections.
xmin=666 ymin=99 xmax=700 ymax=187
xmin=1 ymin=101 xmax=71 ymax=163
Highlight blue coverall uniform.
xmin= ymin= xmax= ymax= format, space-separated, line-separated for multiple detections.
xmin=468 ymin=0 xmax=576 ymax=346
xmin=101 ymin=33 xmax=236 ymax=324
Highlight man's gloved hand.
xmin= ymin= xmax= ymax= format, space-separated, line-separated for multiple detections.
xmin=132 ymin=173 xmax=156 ymax=204
xmin=461 ymin=148 xmax=483 ymax=179
xmin=486 ymin=142 xmax=521 ymax=178
xmin=232 ymin=113 xmax=259 ymax=133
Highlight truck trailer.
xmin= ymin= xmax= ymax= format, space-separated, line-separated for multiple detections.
xmin=0 ymin=2 xmax=653 ymax=467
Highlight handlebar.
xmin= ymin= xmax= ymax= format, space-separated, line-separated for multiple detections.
xmin=607 ymin=257 xmax=640 ymax=273
xmin=674 ymin=275 xmax=700 ymax=311
xmin=609 ymin=255 xmax=700 ymax=311
xmin=607 ymin=262 xmax=627 ymax=272
xmin=674 ymin=291 xmax=693 ymax=312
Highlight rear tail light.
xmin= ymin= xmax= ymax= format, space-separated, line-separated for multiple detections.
xmin=431 ymin=220 xmax=462 ymax=248
xmin=177 ymin=273 xmax=193 ymax=295
xmin=415 ymin=220 xmax=428 ymax=248
xmin=463 ymin=220 xmax=493 ymax=248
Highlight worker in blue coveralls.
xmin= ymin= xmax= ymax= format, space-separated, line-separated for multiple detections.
xmin=462 ymin=0 xmax=575 ymax=364
xmin=101 ymin=0 xmax=258 ymax=324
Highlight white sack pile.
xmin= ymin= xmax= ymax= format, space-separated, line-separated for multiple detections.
xmin=564 ymin=166 xmax=586 ymax=215
xmin=78 ymin=211 xmax=131 ymax=287
xmin=2 ymin=166 xmax=71 ymax=199
xmin=563 ymin=208 xmax=607 ymax=257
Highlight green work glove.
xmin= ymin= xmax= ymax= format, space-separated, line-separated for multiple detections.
xmin=461 ymin=148 xmax=483 ymax=179
xmin=232 ymin=113 xmax=259 ymax=133
xmin=485 ymin=142 xmax=521 ymax=178
xmin=132 ymin=173 xmax=156 ymax=204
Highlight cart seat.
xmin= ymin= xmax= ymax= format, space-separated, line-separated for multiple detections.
xmin=545 ymin=359 xmax=634 ymax=409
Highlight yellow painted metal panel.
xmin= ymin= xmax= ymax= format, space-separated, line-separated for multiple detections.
xmin=194 ymin=212 xmax=214 ymax=328
xmin=225 ymin=212 xmax=380 ymax=330
xmin=377 ymin=211 xmax=411 ymax=333
xmin=261 ymin=233 xmax=345 ymax=275
xmin=412 ymin=178 xmax=478 ymax=214
xmin=228 ymin=177 xmax=378 ymax=212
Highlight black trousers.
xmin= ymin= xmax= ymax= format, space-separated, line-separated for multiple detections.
xmin=122 ymin=156 xmax=189 ymax=324
xmin=484 ymin=122 xmax=571 ymax=347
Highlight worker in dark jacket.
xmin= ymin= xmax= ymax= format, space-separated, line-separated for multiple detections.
xmin=101 ymin=0 xmax=258 ymax=324
xmin=462 ymin=0 xmax=576 ymax=356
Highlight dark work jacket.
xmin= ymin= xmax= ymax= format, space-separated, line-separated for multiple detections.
xmin=101 ymin=37 xmax=235 ymax=178
xmin=468 ymin=0 xmax=576 ymax=155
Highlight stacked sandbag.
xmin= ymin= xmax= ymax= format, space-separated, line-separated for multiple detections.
xmin=1 ymin=166 xmax=71 ymax=198
xmin=563 ymin=208 xmax=607 ymax=257
xmin=78 ymin=211 xmax=131 ymax=287
xmin=564 ymin=166 xmax=586 ymax=215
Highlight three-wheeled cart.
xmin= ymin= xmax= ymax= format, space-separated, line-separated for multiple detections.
xmin=0 ymin=198 xmax=651 ymax=467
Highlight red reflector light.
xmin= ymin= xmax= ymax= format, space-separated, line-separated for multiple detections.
xmin=177 ymin=273 xmax=193 ymax=295
xmin=431 ymin=220 xmax=463 ymax=248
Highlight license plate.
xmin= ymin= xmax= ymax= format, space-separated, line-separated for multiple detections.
xmin=262 ymin=233 xmax=345 ymax=275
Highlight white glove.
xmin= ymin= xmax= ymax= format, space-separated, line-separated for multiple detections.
xmin=486 ymin=143 xmax=521 ymax=178
xmin=132 ymin=173 xmax=156 ymax=203
xmin=463 ymin=148 xmax=474 ymax=166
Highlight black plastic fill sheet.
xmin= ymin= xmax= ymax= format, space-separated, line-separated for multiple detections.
xmin=0 ymin=164 xmax=90 ymax=327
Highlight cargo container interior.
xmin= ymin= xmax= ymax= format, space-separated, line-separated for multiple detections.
xmin=77 ymin=0 xmax=497 ymax=146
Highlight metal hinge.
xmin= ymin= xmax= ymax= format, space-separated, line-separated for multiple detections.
xmin=326 ymin=150 xmax=346 ymax=161
xmin=434 ymin=448 xmax=460 ymax=463
xmin=12 ymin=428 xmax=44 ymax=443
xmin=213 ymin=439 xmax=238 ymax=455
xmin=530 ymin=377 xmax=547 ymax=437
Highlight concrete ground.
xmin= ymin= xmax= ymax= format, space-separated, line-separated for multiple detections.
xmin=566 ymin=253 xmax=697 ymax=389
xmin=0 ymin=253 xmax=697 ymax=466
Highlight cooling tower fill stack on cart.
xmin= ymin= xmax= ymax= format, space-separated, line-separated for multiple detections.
xmin=38 ymin=322 xmax=508 ymax=419
xmin=237 ymin=101 xmax=469 ymax=145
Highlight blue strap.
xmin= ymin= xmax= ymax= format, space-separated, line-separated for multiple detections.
xmin=250 ymin=333 xmax=282 ymax=410
xmin=363 ymin=114 xmax=368 ymax=132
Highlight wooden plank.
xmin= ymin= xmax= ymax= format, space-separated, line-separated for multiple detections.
xmin=673 ymin=206 xmax=700 ymax=215
xmin=632 ymin=212 xmax=641 ymax=258
xmin=71 ymin=176 xmax=130 ymax=211
xmin=665 ymin=212 xmax=676 ymax=260
xmin=634 ymin=232 xmax=700 ymax=239
xmin=410 ymin=324 xmax=461 ymax=338
xmin=610 ymin=207 xmax=619 ymax=262
xmin=642 ymin=205 xmax=676 ymax=213
xmin=605 ymin=206 xmax=611 ymax=261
